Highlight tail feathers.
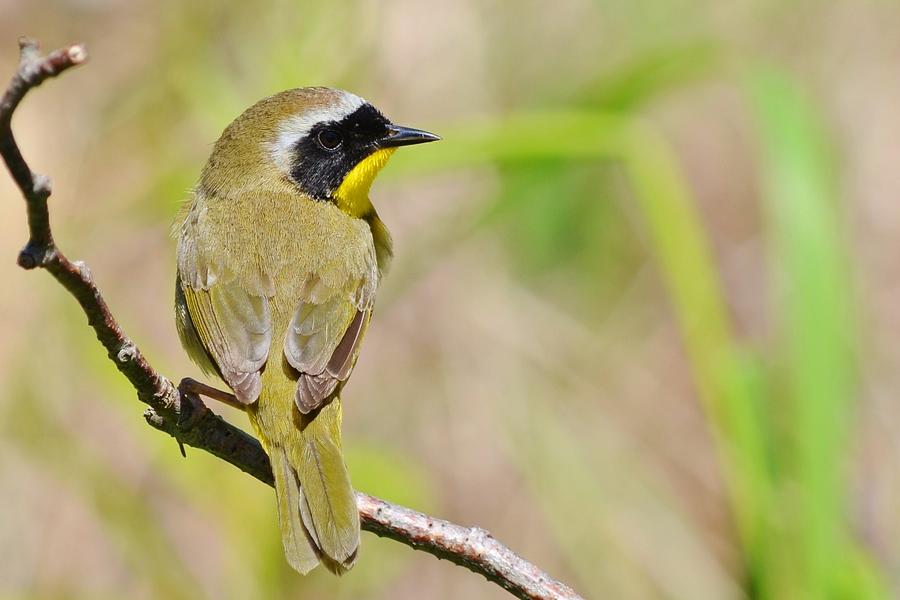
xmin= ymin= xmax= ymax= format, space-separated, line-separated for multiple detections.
xmin=293 ymin=434 xmax=360 ymax=573
xmin=300 ymin=490 xmax=358 ymax=574
xmin=271 ymin=447 xmax=320 ymax=575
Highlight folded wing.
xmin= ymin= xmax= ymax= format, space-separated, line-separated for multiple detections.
xmin=285 ymin=294 xmax=372 ymax=413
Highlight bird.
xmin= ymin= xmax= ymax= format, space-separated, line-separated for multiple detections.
xmin=173 ymin=87 xmax=439 ymax=574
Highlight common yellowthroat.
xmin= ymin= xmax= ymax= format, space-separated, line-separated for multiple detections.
xmin=174 ymin=88 xmax=438 ymax=574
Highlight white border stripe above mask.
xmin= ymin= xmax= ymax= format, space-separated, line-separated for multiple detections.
xmin=268 ymin=90 xmax=367 ymax=174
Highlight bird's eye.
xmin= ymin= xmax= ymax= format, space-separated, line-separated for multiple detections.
xmin=317 ymin=128 xmax=342 ymax=150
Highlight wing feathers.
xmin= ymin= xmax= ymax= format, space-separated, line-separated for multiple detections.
xmin=180 ymin=278 xmax=271 ymax=404
xmin=326 ymin=309 xmax=369 ymax=380
xmin=286 ymin=298 xmax=371 ymax=414
xmin=296 ymin=373 xmax=340 ymax=414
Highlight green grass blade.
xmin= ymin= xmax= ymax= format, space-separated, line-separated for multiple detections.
xmin=748 ymin=68 xmax=882 ymax=598
xmin=620 ymin=120 xmax=773 ymax=573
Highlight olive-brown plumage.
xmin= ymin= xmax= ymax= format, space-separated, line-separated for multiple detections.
xmin=174 ymin=87 xmax=438 ymax=574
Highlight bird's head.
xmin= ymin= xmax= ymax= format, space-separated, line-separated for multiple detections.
xmin=200 ymin=87 xmax=439 ymax=217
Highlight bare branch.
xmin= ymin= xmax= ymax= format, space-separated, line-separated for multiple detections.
xmin=357 ymin=494 xmax=584 ymax=600
xmin=0 ymin=39 xmax=584 ymax=600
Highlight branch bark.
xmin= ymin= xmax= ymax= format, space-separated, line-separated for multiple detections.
xmin=1 ymin=39 xmax=583 ymax=600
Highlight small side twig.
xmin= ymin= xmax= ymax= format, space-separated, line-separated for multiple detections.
xmin=0 ymin=38 xmax=583 ymax=600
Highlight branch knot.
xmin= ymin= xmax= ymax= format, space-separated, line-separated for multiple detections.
xmin=116 ymin=340 xmax=137 ymax=363
xmin=17 ymin=243 xmax=55 ymax=269
xmin=32 ymin=173 xmax=51 ymax=197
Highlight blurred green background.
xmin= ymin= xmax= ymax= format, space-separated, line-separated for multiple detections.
xmin=2 ymin=1 xmax=899 ymax=598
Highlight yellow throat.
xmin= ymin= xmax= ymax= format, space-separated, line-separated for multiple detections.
xmin=332 ymin=147 xmax=396 ymax=218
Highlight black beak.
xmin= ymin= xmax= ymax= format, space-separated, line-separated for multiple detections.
xmin=378 ymin=124 xmax=441 ymax=148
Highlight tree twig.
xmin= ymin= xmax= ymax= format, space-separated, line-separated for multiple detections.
xmin=0 ymin=39 xmax=584 ymax=600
